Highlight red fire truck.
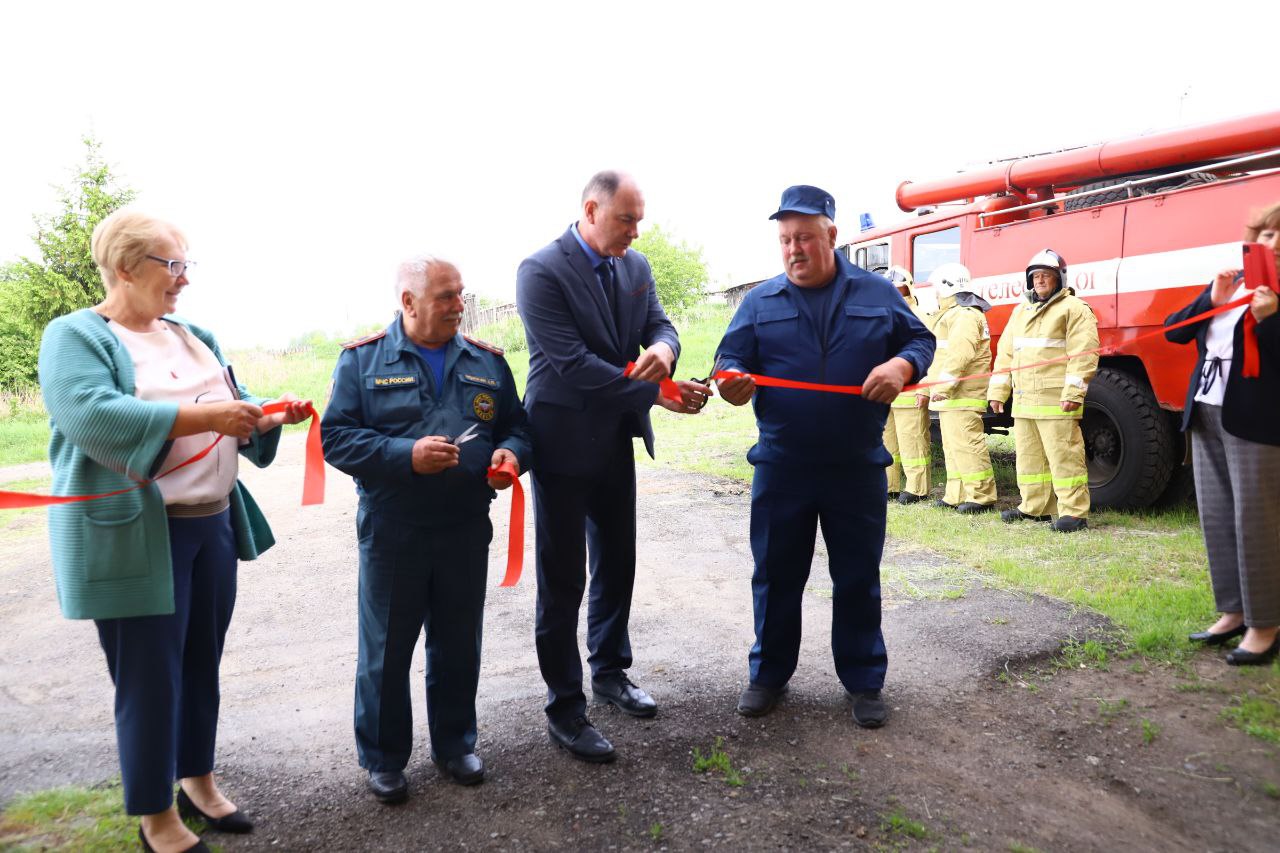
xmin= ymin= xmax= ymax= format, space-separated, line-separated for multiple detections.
xmin=842 ymin=111 xmax=1280 ymax=508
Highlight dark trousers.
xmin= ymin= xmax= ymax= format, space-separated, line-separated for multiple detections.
xmin=748 ymin=461 xmax=888 ymax=693
xmin=95 ymin=510 xmax=237 ymax=816
xmin=532 ymin=439 xmax=637 ymax=722
xmin=354 ymin=508 xmax=490 ymax=771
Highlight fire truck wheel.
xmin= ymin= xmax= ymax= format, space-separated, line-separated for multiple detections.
xmin=1081 ymin=368 xmax=1177 ymax=509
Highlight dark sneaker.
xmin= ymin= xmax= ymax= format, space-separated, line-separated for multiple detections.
xmin=850 ymin=690 xmax=888 ymax=729
xmin=955 ymin=502 xmax=994 ymax=514
xmin=1051 ymin=516 xmax=1088 ymax=532
xmin=897 ymin=492 xmax=930 ymax=505
xmin=1001 ymin=508 xmax=1053 ymax=523
xmin=933 ymin=499 xmax=956 ymax=509
xmin=736 ymin=682 xmax=786 ymax=717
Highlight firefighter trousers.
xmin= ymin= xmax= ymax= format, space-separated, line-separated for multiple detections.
xmin=939 ymin=410 xmax=996 ymax=506
xmin=1014 ymin=416 xmax=1090 ymax=518
xmin=883 ymin=407 xmax=931 ymax=497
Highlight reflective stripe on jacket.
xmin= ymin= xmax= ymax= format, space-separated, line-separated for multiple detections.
xmin=923 ymin=297 xmax=991 ymax=413
xmin=987 ymin=288 xmax=1099 ymax=419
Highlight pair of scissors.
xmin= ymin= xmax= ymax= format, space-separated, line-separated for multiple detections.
xmin=450 ymin=423 xmax=481 ymax=446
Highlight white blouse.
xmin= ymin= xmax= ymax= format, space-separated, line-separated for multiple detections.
xmin=1194 ymin=283 xmax=1249 ymax=408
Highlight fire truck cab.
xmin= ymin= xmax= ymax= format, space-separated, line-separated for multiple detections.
xmin=841 ymin=111 xmax=1280 ymax=508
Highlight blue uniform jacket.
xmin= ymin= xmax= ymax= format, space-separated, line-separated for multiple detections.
xmin=321 ymin=316 xmax=533 ymax=525
xmin=715 ymin=253 xmax=935 ymax=466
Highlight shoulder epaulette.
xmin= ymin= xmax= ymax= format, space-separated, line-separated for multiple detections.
xmin=463 ymin=334 xmax=504 ymax=356
xmin=342 ymin=330 xmax=387 ymax=349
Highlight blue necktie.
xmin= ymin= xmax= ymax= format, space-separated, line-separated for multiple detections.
xmin=598 ymin=260 xmax=617 ymax=324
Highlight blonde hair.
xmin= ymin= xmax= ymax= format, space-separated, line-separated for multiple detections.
xmin=1245 ymin=201 xmax=1280 ymax=242
xmin=91 ymin=209 xmax=187 ymax=288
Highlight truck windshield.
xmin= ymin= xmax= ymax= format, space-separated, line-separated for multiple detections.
xmin=912 ymin=227 xmax=961 ymax=284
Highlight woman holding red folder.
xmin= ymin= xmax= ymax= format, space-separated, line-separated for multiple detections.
xmin=1163 ymin=203 xmax=1280 ymax=666
xmin=37 ymin=209 xmax=310 ymax=852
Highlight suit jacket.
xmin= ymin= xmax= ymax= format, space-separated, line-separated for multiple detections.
xmin=1164 ymin=283 xmax=1280 ymax=445
xmin=517 ymin=226 xmax=681 ymax=476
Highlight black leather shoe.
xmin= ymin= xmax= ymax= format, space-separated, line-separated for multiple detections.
xmin=955 ymin=502 xmax=994 ymax=514
xmin=592 ymin=674 xmax=657 ymax=718
xmin=548 ymin=716 xmax=616 ymax=763
xmin=366 ymin=769 xmax=408 ymax=804
xmin=1188 ymin=624 xmax=1246 ymax=645
xmin=1226 ymin=637 xmax=1280 ymax=666
xmin=1001 ymin=508 xmax=1052 ymax=523
xmin=736 ymin=682 xmax=786 ymax=717
xmin=176 ymin=787 xmax=253 ymax=834
xmin=1052 ymin=515 xmax=1088 ymax=532
xmin=437 ymin=753 xmax=485 ymax=786
xmin=933 ymin=499 xmax=956 ymax=509
xmin=850 ymin=690 xmax=888 ymax=729
xmin=897 ymin=491 xmax=929 ymax=505
xmin=138 ymin=824 xmax=210 ymax=852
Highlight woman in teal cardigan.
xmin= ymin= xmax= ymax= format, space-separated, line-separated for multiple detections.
xmin=38 ymin=210 xmax=310 ymax=853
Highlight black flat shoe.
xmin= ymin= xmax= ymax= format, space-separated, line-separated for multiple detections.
xmin=1188 ymin=624 xmax=1246 ymax=645
xmin=1225 ymin=637 xmax=1280 ymax=666
xmin=437 ymin=753 xmax=485 ymax=786
xmin=138 ymin=823 xmax=210 ymax=852
xmin=366 ymin=769 xmax=409 ymax=804
xmin=176 ymin=788 xmax=253 ymax=834
xmin=736 ymin=682 xmax=786 ymax=717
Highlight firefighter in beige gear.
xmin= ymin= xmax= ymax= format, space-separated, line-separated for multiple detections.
xmin=988 ymin=249 xmax=1099 ymax=533
xmin=883 ymin=267 xmax=933 ymax=504
xmin=917 ymin=263 xmax=996 ymax=513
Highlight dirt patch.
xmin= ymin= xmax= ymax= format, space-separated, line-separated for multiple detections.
xmin=1 ymin=436 xmax=1277 ymax=851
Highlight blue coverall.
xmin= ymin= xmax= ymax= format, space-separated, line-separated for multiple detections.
xmin=715 ymin=253 xmax=934 ymax=693
xmin=321 ymin=316 xmax=532 ymax=771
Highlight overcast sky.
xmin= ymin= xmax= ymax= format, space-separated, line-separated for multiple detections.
xmin=0 ymin=1 xmax=1273 ymax=347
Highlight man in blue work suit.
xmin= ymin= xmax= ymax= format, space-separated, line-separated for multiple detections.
xmin=715 ymin=186 xmax=935 ymax=729
xmin=321 ymin=255 xmax=532 ymax=804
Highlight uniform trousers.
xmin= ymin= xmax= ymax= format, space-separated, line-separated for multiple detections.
xmin=354 ymin=508 xmax=490 ymax=771
xmin=938 ymin=410 xmax=996 ymax=506
xmin=95 ymin=509 xmax=237 ymax=816
xmin=1013 ymin=416 xmax=1090 ymax=518
xmin=748 ymin=460 xmax=888 ymax=693
xmin=1191 ymin=404 xmax=1280 ymax=626
xmin=883 ymin=406 xmax=931 ymax=497
xmin=532 ymin=436 xmax=637 ymax=723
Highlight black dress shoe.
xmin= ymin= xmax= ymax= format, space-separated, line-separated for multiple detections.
xmin=138 ymin=824 xmax=210 ymax=852
xmin=548 ymin=716 xmax=616 ymax=763
xmin=955 ymin=502 xmax=994 ymax=514
xmin=1188 ymin=624 xmax=1246 ymax=645
xmin=850 ymin=690 xmax=888 ymax=729
xmin=366 ymin=769 xmax=408 ymax=804
xmin=176 ymin=787 xmax=253 ymax=834
xmin=1052 ymin=515 xmax=1088 ymax=532
xmin=1001 ymin=508 xmax=1052 ymax=523
xmin=736 ymin=682 xmax=786 ymax=717
xmin=1226 ymin=637 xmax=1280 ymax=666
xmin=897 ymin=491 xmax=929 ymax=505
xmin=592 ymin=674 xmax=657 ymax=718
xmin=438 ymin=753 xmax=485 ymax=785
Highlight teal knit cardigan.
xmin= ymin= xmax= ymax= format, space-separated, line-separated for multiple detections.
xmin=38 ymin=309 xmax=282 ymax=620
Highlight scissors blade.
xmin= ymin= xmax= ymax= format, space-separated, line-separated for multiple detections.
xmin=453 ymin=423 xmax=480 ymax=445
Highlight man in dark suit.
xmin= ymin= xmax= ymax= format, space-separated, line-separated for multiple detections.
xmin=517 ymin=171 xmax=710 ymax=762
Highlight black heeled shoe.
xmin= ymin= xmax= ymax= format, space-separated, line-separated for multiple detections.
xmin=1187 ymin=624 xmax=1246 ymax=646
xmin=138 ymin=823 xmax=210 ymax=852
xmin=176 ymin=787 xmax=254 ymax=834
xmin=1226 ymin=637 xmax=1280 ymax=666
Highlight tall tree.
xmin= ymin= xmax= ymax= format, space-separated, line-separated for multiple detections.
xmin=632 ymin=225 xmax=707 ymax=315
xmin=0 ymin=137 xmax=135 ymax=388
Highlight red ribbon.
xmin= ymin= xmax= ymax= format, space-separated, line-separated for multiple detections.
xmin=0 ymin=400 xmax=325 ymax=510
xmin=711 ymin=290 xmax=1260 ymax=397
xmin=485 ymin=458 xmax=524 ymax=587
xmin=1240 ymin=243 xmax=1278 ymax=378
xmin=623 ymin=361 xmax=683 ymax=403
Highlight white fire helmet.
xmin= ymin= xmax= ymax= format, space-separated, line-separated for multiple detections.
xmin=1026 ymin=249 xmax=1067 ymax=290
xmin=928 ymin=262 xmax=976 ymax=298
xmin=886 ymin=266 xmax=914 ymax=288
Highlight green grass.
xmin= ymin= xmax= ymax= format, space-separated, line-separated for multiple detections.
xmin=1141 ymin=718 xmax=1161 ymax=744
xmin=0 ymin=782 xmax=139 ymax=851
xmin=691 ymin=736 xmax=744 ymax=787
xmin=879 ymin=807 xmax=930 ymax=840
xmin=1221 ymin=694 xmax=1280 ymax=745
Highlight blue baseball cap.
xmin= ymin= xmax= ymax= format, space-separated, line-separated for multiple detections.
xmin=769 ymin=185 xmax=836 ymax=221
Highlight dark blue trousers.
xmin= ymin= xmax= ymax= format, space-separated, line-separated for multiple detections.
xmin=531 ymin=439 xmax=637 ymax=722
xmin=95 ymin=510 xmax=237 ymax=816
xmin=748 ymin=461 xmax=888 ymax=693
xmin=354 ymin=509 xmax=490 ymax=771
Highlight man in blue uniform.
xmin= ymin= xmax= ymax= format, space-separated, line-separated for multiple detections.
xmin=321 ymin=255 xmax=532 ymax=804
xmin=715 ymin=186 xmax=934 ymax=729
xmin=517 ymin=171 xmax=710 ymax=764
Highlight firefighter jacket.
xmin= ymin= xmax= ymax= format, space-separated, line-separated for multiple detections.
xmin=891 ymin=283 xmax=935 ymax=410
xmin=923 ymin=295 xmax=991 ymax=413
xmin=987 ymin=287 xmax=1099 ymax=418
